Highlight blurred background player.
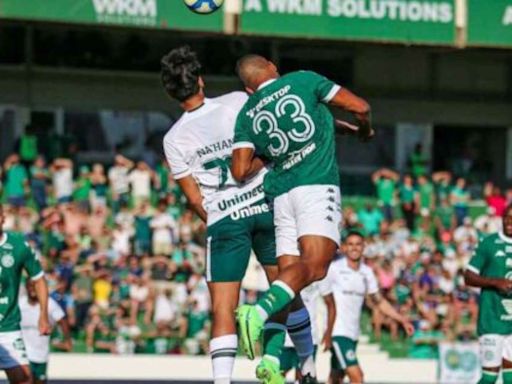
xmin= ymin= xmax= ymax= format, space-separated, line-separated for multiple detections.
xmin=0 ymin=205 xmax=50 ymax=384
xmin=160 ymin=46 xmax=308 ymax=384
xmin=20 ymin=280 xmax=72 ymax=384
xmin=465 ymin=204 xmax=512 ymax=384
xmin=320 ymin=231 xmax=414 ymax=383
xmin=231 ymin=55 xmax=373 ymax=381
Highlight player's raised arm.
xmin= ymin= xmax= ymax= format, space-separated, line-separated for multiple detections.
xmin=329 ymin=88 xmax=373 ymax=141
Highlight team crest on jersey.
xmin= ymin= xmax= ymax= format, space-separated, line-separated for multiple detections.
xmin=1 ymin=254 xmax=14 ymax=268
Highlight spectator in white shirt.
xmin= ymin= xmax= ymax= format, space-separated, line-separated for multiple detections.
xmin=150 ymin=200 xmax=177 ymax=256
xmin=108 ymin=154 xmax=133 ymax=213
xmin=51 ymin=158 xmax=73 ymax=205
xmin=128 ymin=161 xmax=154 ymax=209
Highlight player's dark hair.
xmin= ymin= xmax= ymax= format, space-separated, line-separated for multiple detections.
xmin=161 ymin=46 xmax=201 ymax=102
xmin=344 ymin=230 xmax=365 ymax=242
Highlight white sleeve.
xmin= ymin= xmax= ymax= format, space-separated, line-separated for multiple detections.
xmin=366 ymin=268 xmax=379 ymax=296
xmin=163 ymin=133 xmax=192 ymax=180
xmin=50 ymin=298 xmax=65 ymax=323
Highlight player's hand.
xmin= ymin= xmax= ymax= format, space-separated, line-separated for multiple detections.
xmin=38 ymin=316 xmax=51 ymax=336
xmin=401 ymin=320 xmax=415 ymax=337
xmin=321 ymin=332 xmax=332 ymax=352
xmin=493 ymin=279 xmax=512 ymax=295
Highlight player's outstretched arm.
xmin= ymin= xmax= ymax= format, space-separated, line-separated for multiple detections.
xmin=464 ymin=270 xmax=512 ymax=294
xmin=175 ymin=176 xmax=207 ymax=222
xmin=329 ymin=88 xmax=373 ymax=141
xmin=34 ymin=277 xmax=51 ymax=335
xmin=231 ymin=148 xmax=265 ymax=183
xmin=369 ymin=292 xmax=414 ymax=336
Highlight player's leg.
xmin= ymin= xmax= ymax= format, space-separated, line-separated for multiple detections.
xmin=29 ymin=361 xmax=48 ymax=384
xmin=501 ymin=335 xmax=512 ymax=384
xmin=478 ymin=334 xmax=502 ymax=384
xmin=332 ymin=337 xmax=361 ymax=384
xmin=329 ymin=340 xmax=345 ymax=384
xmin=253 ymin=202 xmax=317 ymax=381
xmin=1 ymin=332 xmax=32 ymax=384
xmin=237 ymin=186 xmax=340 ymax=362
xmin=207 ymin=218 xmax=252 ymax=384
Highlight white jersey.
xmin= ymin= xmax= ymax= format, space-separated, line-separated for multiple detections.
xmin=163 ymin=92 xmax=267 ymax=225
xmin=19 ymin=296 xmax=65 ymax=363
xmin=319 ymin=257 xmax=379 ymax=340
xmin=284 ymin=282 xmax=322 ymax=347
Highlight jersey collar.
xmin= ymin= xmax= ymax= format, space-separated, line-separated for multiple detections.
xmin=0 ymin=233 xmax=7 ymax=247
xmin=257 ymin=79 xmax=276 ymax=91
xmin=499 ymin=231 xmax=512 ymax=244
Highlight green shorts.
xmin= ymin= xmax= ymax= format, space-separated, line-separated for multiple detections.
xmin=331 ymin=336 xmax=358 ymax=371
xmin=280 ymin=345 xmax=318 ymax=373
xmin=29 ymin=361 xmax=48 ymax=382
xmin=206 ymin=200 xmax=276 ymax=282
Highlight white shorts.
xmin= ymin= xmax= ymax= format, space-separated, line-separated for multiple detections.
xmin=479 ymin=334 xmax=512 ymax=367
xmin=0 ymin=331 xmax=28 ymax=369
xmin=274 ymin=185 xmax=342 ymax=257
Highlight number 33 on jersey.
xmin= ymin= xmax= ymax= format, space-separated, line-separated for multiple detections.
xmin=233 ymin=70 xmax=342 ymax=199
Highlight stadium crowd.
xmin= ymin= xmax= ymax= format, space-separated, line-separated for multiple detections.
xmin=0 ymin=149 xmax=511 ymax=359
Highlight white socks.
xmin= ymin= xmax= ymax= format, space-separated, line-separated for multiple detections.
xmin=210 ymin=334 xmax=238 ymax=384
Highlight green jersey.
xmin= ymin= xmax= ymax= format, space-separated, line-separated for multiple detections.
xmin=467 ymin=232 xmax=512 ymax=335
xmin=376 ymin=178 xmax=396 ymax=205
xmin=0 ymin=232 xmax=43 ymax=332
xmin=418 ymin=181 xmax=434 ymax=209
xmin=234 ymin=71 xmax=341 ymax=198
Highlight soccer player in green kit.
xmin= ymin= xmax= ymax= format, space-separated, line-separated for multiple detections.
xmin=465 ymin=204 xmax=512 ymax=384
xmin=0 ymin=205 xmax=50 ymax=384
xmin=230 ymin=55 xmax=373 ymax=380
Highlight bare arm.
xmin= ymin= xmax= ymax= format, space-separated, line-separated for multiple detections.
xmin=54 ymin=318 xmax=73 ymax=351
xmin=34 ymin=277 xmax=51 ymax=335
xmin=369 ymin=292 xmax=414 ymax=336
xmin=464 ymin=270 xmax=512 ymax=294
xmin=176 ymin=175 xmax=207 ymax=222
xmin=231 ymin=148 xmax=266 ymax=183
xmin=329 ymin=88 xmax=373 ymax=141
xmin=115 ymin=154 xmax=134 ymax=169
xmin=322 ymin=294 xmax=336 ymax=351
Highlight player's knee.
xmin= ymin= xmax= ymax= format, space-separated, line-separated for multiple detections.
xmin=347 ymin=366 xmax=363 ymax=383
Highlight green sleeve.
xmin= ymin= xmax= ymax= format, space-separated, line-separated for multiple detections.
xmin=300 ymin=70 xmax=341 ymax=103
xmin=23 ymin=242 xmax=44 ymax=280
xmin=232 ymin=110 xmax=255 ymax=150
xmin=467 ymin=238 xmax=489 ymax=275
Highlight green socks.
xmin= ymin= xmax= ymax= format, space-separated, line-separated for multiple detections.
xmin=262 ymin=322 xmax=286 ymax=362
xmin=503 ymin=369 xmax=512 ymax=384
xmin=478 ymin=370 xmax=498 ymax=384
xmin=256 ymin=281 xmax=295 ymax=321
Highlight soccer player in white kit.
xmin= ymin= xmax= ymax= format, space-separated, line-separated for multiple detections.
xmin=320 ymin=231 xmax=414 ymax=383
xmin=20 ymin=280 xmax=72 ymax=384
xmin=161 ymin=46 xmax=312 ymax=384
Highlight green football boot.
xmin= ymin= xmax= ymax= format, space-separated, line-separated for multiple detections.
xmin=235 ymin=304 xmax=265 ymax=360
xmin=256 ymin=357 xmax=284 ymax=384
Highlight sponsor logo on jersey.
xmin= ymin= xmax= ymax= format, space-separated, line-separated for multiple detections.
xmin=0 ymin=297 xmax=9 ymax=305
xmin=496 ymin=239 xmax=505 ymax=244
xmin=1 ymin=255 xmax=14 ymax=268
xmin=501 ymin=299 xmax=512 ymax=320
xmin=507 ymin=246 xmax=512 ymax=253
xmin=506 ymin=271 xmax=512 ymax=280
xmin=496 ymin=250 xmax=507 ymax=257
xmin=217 ymin=184 xmax=264 ymax=211
xmin=506 ymin=259 xmax=512 ymax=268
xmin=282 ymin=142 xmax=316 ymax=170
xmin=2 ymin=243 xmax=13 ymax=250
xmin=230 ymin=203 xmax=270 ymax=221
xmin=246 ymin=85 xmax=291 ymax=118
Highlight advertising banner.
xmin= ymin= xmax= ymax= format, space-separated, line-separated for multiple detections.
xmin=438 ymin=342 xmax=480 ymax=384
xmin=467 ymin=0 xmax=512 ymax=47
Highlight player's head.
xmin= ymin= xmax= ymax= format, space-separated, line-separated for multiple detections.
xmin=503 ymin=203 xmax=512 ymax=237
xmin=161 ymin=45 xmax=204 ymax=103
xmin=25 ymin=280 xmax=37 ymax=302
xmin=344 ymin=231 xmax=365 ymax=262
xmin=235 ymin=54 xmax=279 ymax=94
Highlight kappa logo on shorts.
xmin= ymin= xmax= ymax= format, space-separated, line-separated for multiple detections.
xmin=327 ymin=206 xmax=335 ymax=212
xmin=327 ymin=188 xmax=335 ymax=194
xmin=325 ymin=216 xmax=333 ymax=222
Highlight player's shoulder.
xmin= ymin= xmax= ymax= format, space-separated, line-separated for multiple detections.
xmin=360 ymin=262 xmax=376 ymax=277
xmin=480 ymin=232 xmax=502 ymax=247
xmin=283 ymin=70 xmax=320 ymax=82
xmin=163 ymin=115 xmax=187 ymax=146
xmin=211 ymin=91 xmax=248 ymax=108
xmin=5 ymin=231 xmax=26 ymax=247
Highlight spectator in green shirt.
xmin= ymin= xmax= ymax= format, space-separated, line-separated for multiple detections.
xmin=450 ymin=177 xmax=470 ymax=226
xmin=416 ymin=175 xmax=435 ymax=217
xmin=134 ymin=201 xmax=153 ymax=256
xmin=409 ymin=320 xmax=445 ymax=359
xmin=409 ymin=143 xmax=429 ymax=178
xmin=3 ymin=154 xmax=28 ymax=207
xmin=358 ymin=203 xmax=384 ymax=236
xmin=435 ymin=198 xmax=456 ymax=239
xmin=432 ymin=171 xmax=453 ymax=206
xmin=372 ymin=168 xmax=399 ymax=222
xmin=400 ymin=174 xmax=416 ymax=231
xmin=74 ymin=165 xmax=92 ymax=212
